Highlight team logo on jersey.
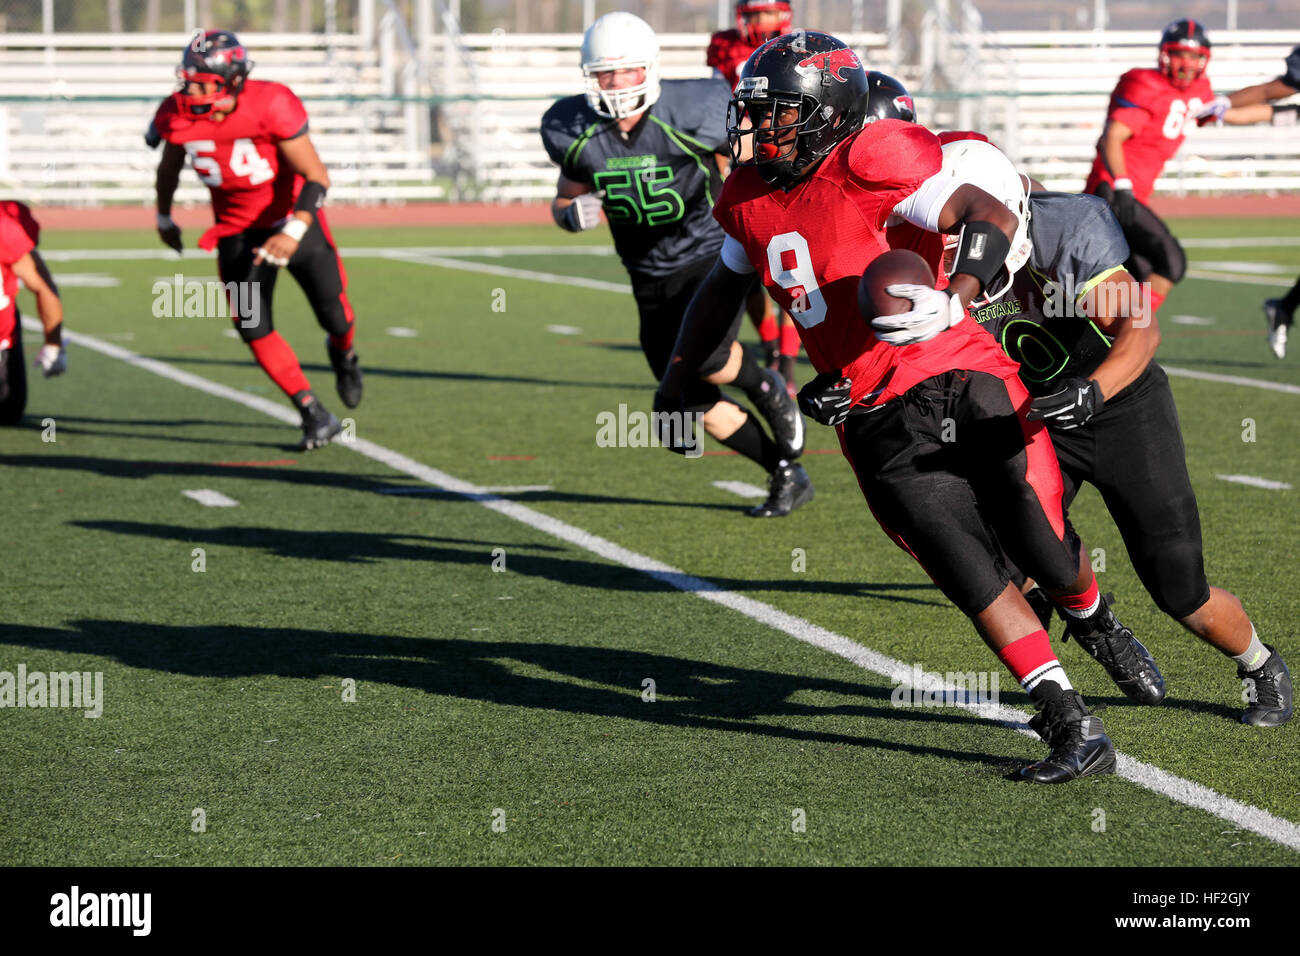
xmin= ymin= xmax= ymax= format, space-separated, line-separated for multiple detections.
xmin=795 ymin=48 xmax=862 ymax=83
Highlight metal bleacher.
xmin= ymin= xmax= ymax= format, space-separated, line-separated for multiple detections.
xmin=2 ymin=18 xmax=1298 ymax=207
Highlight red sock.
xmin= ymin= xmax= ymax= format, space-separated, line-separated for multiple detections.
xmin=1053 ymin=576 xmax=1101 ymax=618
xmin=997 ymin=629 xmax=1072 ymax=692
xmin=248 ymin=332 xmax=311 ymax=399
xmin=757 ymin=313 xmax=778 ymax=343
xmin=1148 ymin=289 xmax=1166 ymax=314
xmin=779 ymin=322 xmax=801 ymax=357
xmin=329 ymin=323 xmax=355 ymax=352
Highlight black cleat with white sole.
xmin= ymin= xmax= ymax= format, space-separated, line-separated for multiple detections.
xmin=327 ymin=339 xmax=363 ymax=409
xmin=1064 ymin=593 xmax=1166 ymax=705
xmin=1020 ymin=682 xmax=1116 ymax=784
xmin=295 ymin=390 xmax=343 ymax=450
xmin=751 ymin=367 xmax=804 ymax=460
xmin=1239 ymin=643 xmax=1293 ymax=727
xmin=1264 ymin=299 xmax=1292 ymax=360
xmin=747 ymin=462 xmax=813 ymax=518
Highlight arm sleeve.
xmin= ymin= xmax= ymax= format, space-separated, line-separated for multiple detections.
xmin=267 ymin=85 xmax=310 ymax=141
xmin=1108 ymin=72 xmax=1154 ymax=135
xmin=1282 ymin=46 xmax=1300 ymax=90
xmin=720 ymin=234 xmax=756 ymax=274
xmin=890 ymin=172 xmax=964 ymax=233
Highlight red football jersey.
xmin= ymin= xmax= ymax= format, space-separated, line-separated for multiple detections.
xmin=713 ymin=120 xmax=1020 ymax=407
xmin=152 ymin=79 xmax=310 ymax=246
xmin=0 ymin=200 xmax=39 ymax=346
xmin=1085 ymin=67 xmax=1213 ymax=203
xmin=707 ymin=29 xmax=758 ymax=88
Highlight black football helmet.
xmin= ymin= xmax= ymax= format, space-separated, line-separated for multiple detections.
xmin=736 ymin=1 xmax=793 ymax=47
xmin=728 ymin=31 xmax=869 ymax=189
xmin=863 ymin=71 xmax=915 ymax=124
xmin=1158 ymin=18 xmax=1210 ymax=89
xmin=176 ymin=29 xmax=253 ymax=115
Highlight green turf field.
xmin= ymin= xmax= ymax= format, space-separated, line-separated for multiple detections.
xmin=1 ymin=217 xmax=1297 ymax=865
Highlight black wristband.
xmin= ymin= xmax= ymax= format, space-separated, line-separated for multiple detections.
xmin=950 ymin=220 xmax=1013 ymax=293
xmin=294 ymin=180 xmax=327 ymax=217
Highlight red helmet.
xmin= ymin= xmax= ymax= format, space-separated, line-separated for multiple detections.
xmin=175 ymin=29 xmax=253 ymax=115
xmin=1158 ymin=18 xmax=1211 ymax=90
xmin=736 ymin=1 xmax=793 ymax=48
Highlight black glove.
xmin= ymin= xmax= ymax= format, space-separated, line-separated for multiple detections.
xmin=1027 ymin=377 xmax=1104 ymax=430
xmin=652 ymin=388 xmax=696 ymax=456
xmin=797 ymin=370 xmax=854 ymax=426
xmin=1100 ymin=182 xmax=1138 ymax=230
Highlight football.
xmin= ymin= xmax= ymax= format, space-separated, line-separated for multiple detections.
xmin=857 ymin=248 xmax=937 ymax=320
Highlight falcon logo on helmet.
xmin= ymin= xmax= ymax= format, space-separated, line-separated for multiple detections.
xmin=728 ymin=31 xmax=869 ymax=189
xmin=736 ymin=1 xmax=794 ymax=48
xmin=1158 ymin=18 xmax=1211 ymax=90
xmin=580 ymin=12 xmax=662 ymax=120
xmin=175 ymin=29 xmax=253 ymax=116
xmin=795 ymin=48 xmax=863 ymax=84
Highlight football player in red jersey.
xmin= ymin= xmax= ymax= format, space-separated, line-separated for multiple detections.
xmin=1084 ymin=19 xmax=1215 ymax=317
xmin=1197 ymin=45 xmax=1300 ymax=358
xmin=708 ymin=2 xmax=801 ymax=394
xmin=659 ymin=32 xmax=1140 ymax=783
xmin=0 ymin=201 xmax=67 ymax=426
xmin=149 ymin=30 xmax=361 ymax=449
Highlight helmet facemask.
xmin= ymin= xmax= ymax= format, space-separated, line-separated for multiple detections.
xmin=583 ymin=60 xmax=661 ymax=120
xmin=1159 ymin=44 xmax=1208 ymax=90
xmin=736 ymin=1 xmax=793 ymax=48
xmin=176 ymin=30 xmax=251 ymax=116
xmin=728 ymin=79 xmax=852 ymax=188
xmin=580 ymin=12 xmax=662 ymax=121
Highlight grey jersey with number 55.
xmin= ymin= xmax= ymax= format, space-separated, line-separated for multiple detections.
xmin=541 ymin=78 xmax=731 ymax=280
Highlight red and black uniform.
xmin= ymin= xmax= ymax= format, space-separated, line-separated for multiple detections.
xmin=715 ymin=120 xmax=1084 ymax=615
xmin=1085 ymin=67 xmax=1212 ymax=285
xmin=707 ymin=29 xmax=760 ymax=89
xmin=152 ymin=79 xmax=355 ymax=398
xmin=0 ymin=201 xmax=40 ymax=424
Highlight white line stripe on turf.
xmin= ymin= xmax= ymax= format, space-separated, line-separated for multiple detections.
xmin=1183 ymin=237 xmax=1300 ymax=248
xmin=182 ymin=489 xmax=240 ymax=507
xmin=379 ymin=485 xmax=553 ymax=495
xmin=1163 ymin=365 xmax=1300 ymax=396
xmin=711 ymin=480 xmax=769 ymax=499
xmin=392 ymin=252 xmax=632 ymax=295
xmin=1186 ymin=269 xmax=1295 ymax=288
xmin=1216 ymin=474 xmax=1293 ymax=490
xmin=37 ymin=318 xmax=1300 ymax=855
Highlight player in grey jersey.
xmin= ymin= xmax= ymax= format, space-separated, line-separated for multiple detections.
xmin=540 ymin=12 xmax=811 ymax=517
xmin=881 ymin=138 xmax=1291 ymax=725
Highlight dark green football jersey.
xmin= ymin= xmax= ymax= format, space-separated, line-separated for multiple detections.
xmin=970 ymin=192 xmax=1131 ymax=395
xmin=540 ymin=78 xmax=731 ymax=280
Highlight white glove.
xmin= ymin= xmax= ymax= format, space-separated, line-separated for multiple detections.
xmin=1196 ymin=94 xmax=1232 ymax=125
xmin=35 ymin=343 xmax=67 ymax=377
xmin=872 ymin=284 xmax=965 ymax=346
xmin=561 ymin=192 xmax=604 ymax=232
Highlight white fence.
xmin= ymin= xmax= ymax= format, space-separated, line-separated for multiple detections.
xmin=1 ymin=26 xmax=1298 ymax=206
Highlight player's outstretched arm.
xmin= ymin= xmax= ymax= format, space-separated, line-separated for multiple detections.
xmin=1081 ymin=269 xmax=1159 ymax=400
xmin=12 ymin=250 xmax=66 ymax=376
xmin=551 ymin=172 xmax=603 ymax=232
xmin=154 ymin=142 xmax=186 ymax=253
xmin=658 ymin=256 xmax=754 ymax=401
xmin=256 ymin=134 xmax=330 ymax=268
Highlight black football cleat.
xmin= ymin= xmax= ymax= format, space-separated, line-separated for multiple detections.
xmin=752 ymin=366 xmax=804 ymax=460
xmin=1239 ymin=644 xmax=1293 ymax=727
xmin=1264 ymin=299 xmax=1292 ymax=360
xmin=747 ymin=462 xmax=813 ymax=518
xmin=1020 ymin=683 xmax=1117 ymax=784
xmin=295 ymin=391 xmax=343 ymax=450
xmin=1064 ymin=593 xmax=1166 ymax=705
xmin=327 ymin=339 xmax=363 ymax=409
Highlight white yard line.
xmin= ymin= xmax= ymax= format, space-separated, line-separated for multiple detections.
xmin=1216 ymin=475 xmax=1292 ymax=491
xmin=1163 ymin=365 xmax=1300 ymax=396
xmin=711 ymin=480 xmax=769 ymax=499
xmin=40 ymin=246 xmax=614 ymax=262
xmin=31 ymin=316 xmax=1300 ymax=855
xmin=181 ymin=489 xmax=240 ymax=507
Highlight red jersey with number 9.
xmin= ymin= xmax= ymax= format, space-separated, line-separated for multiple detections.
xmin=152 ymin=79 xmax=309 ymax=236
xmin=1084 ymin=67 xmax=1213 ymax=204
xmin=713 ymin=119 xmax=1020 ymax=407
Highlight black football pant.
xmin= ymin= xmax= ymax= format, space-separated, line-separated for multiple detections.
xmin=216 ymin=211 xmax=355 ymax=343
xmin=838 ymin=369 xmax=1083 ymax=618
xmin=1046 ymin=363 xmax=1210 ymax=619
xmin=0 ymin=319 xmax=26 ymax=426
